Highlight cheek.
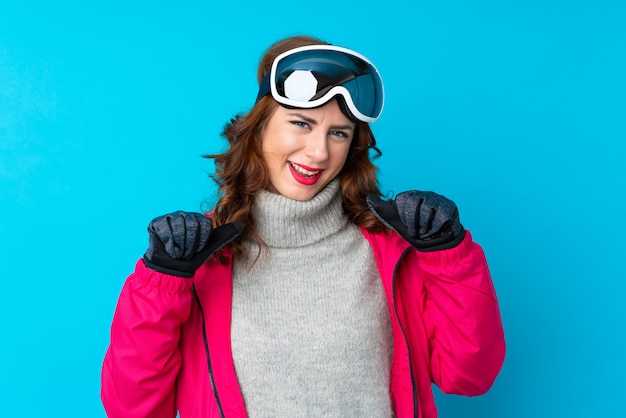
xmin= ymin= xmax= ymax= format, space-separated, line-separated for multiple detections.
xmin=261 ymin=148 xmax=283 ymax=170
xmin=332 ymin=142 xmax=352 ymax=170
xmin=261 ymin=135 xmax=283 ymax=164
xmin=262 ymin=132 xmax=297 ymax=157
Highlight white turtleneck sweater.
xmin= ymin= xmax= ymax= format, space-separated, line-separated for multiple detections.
xmin=230 ymin=180 xmax=394 ymax=417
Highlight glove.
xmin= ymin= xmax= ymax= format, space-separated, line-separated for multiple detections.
xmin=143 ymin=211 xmax=244 ymax=277
xmin=366 ymin=191 xmax=466 ymax=252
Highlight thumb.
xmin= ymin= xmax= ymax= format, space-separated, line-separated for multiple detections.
xmin=195 ymin=220 xmax=246 ymax=263
xmin=366 ymin=194 xmax=410 ymax=238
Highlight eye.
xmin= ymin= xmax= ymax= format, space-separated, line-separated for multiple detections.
xmin=290 ymin=120 xmax=310 ymax=129
xmin=329 ymin=130 xmax=349 ymax=139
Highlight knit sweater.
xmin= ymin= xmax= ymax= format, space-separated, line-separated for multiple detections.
xmin=230 ymin=180 xmax=394 ymax=417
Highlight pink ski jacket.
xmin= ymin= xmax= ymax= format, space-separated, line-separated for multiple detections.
xmin=101 ymin=229 xmax=505 ymax=418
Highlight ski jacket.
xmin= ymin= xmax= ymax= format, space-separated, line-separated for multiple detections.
xmin=101 ymin=229 xmax=505 ymax=418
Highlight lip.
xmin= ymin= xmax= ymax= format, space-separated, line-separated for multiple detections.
xmin=288 ymin=161 xmax=324 ymax=186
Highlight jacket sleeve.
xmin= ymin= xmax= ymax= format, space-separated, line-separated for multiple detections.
xmin=101 ymin=259 xmax=194 ymax=418
xmin=414 ymin=231 xmax=506 ymax=395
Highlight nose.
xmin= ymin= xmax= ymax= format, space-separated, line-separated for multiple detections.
xmin=304 ymin=130 xmax=329 ymax=163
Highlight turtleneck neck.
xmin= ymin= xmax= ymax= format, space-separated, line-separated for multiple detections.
xmin=250 ymin=179 xmax=347 ymax=248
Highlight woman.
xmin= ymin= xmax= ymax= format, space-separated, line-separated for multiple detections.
xmin=101 ymin=35 xmax=505 ymax=418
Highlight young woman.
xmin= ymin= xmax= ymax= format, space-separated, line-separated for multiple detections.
xmin=101 ymin=35 xmax=505 ymax=418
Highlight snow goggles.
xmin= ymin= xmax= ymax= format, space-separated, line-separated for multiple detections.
xmin=255 ymin=45 xmax=384 ymax=123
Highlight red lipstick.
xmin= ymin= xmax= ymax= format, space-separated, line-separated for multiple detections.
xmin=288 ymin=162 xmax=324 ymax=186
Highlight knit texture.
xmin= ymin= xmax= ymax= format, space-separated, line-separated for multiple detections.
xmin=231 ymin=180 xmax=394 ymax=417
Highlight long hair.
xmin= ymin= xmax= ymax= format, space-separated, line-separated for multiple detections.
xmin=205 ymin=35 xmax=386 ymax=259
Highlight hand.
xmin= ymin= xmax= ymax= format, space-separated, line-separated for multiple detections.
xmin=143 ymin=211 xmax=244 ymax=277
xmin=366 ymin=191 xmax=465 ymax=251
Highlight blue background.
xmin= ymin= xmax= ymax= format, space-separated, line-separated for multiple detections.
xmin=1 ymin=1 xmax=625 ymax=417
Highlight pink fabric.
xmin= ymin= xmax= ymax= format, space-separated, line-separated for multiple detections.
xmin=101 ymin=230 xmax=505 ymax=418
xmin=362 ymin=230 xmax=506 ymax=417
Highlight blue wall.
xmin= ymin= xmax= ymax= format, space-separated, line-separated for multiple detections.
xmin=1 ymin=1 xmax=624 ymax=416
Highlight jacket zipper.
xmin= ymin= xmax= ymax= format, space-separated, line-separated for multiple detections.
xmin=392 ymin=247 xmax=419 ymax=418
xmin=192 ymin=283 xmax=226 ymax=418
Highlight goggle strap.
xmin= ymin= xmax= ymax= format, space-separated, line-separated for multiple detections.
xmin=256 ymin=72 xmax=271 ymax=103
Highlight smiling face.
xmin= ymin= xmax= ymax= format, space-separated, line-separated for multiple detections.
xmin=260 ymin=99 xmax=355 ymax=201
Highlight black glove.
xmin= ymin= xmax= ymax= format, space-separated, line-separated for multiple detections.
xmin=366 ymin=191 xmax=466 ymax=252
xmin=143 ymin=211 xmax=244 ymax=277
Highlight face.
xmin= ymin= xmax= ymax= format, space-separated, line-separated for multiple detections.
xmin=260 ymin=99 xmax=355 ymax=201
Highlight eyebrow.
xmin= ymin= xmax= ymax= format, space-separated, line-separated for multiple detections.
xmin=288 ymin=112 xmax=355 ymax=131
